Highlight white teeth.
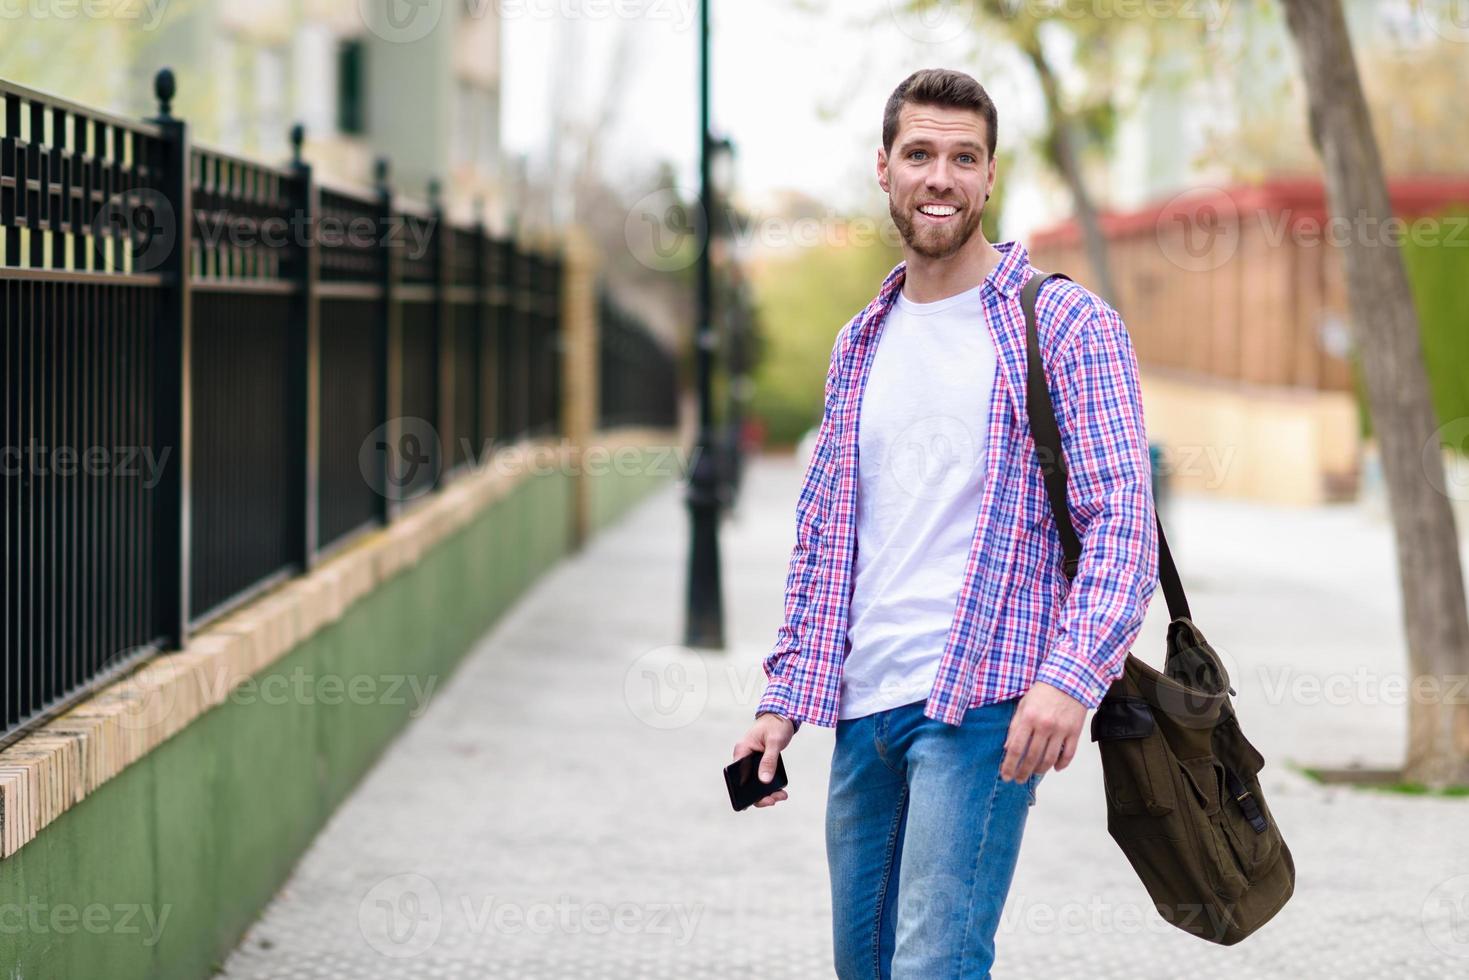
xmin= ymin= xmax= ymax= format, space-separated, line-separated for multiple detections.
xmin=919 ymin=205 xmax=958 ymax=217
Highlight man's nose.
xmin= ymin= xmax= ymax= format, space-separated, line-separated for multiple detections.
xmin=925 ymin=159 xmax=954 ymax=193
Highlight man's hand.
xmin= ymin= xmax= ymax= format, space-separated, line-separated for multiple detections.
xmin=1001 ymin=682 xmax=1086 ymax=783
xmin=732 ymin=713 xmax=796 ymax=808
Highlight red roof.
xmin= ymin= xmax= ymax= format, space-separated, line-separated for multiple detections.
xmin=1030 ymin=175 xmax=1469 ymax=248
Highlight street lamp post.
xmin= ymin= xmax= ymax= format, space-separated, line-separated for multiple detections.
xmin=684 ymin=0 xmax=724 ymax=650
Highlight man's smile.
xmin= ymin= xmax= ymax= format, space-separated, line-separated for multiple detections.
xmin=916 ymin=202 xmax=962 ymax=221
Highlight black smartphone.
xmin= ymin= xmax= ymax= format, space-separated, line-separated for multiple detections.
xmin=724 ymin=751 xmax=789 ymax=812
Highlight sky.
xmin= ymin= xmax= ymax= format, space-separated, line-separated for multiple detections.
xmin=501 ymin=0 xmax=1056 ymax=234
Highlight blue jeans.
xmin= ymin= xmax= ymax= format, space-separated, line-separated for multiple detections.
xmin=826 ymin=697 xmax=1039 ymax=979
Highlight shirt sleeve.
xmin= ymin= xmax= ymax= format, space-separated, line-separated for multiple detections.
xmin=754 ymin=324 xmax=850 ymax=733
xmin=1033 ymin=299 xmax=1160 ymax=709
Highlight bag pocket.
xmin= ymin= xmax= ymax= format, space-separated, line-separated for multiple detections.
xmin=1213 ymin=764 xmax=1283 ymax=880
xmin=1177 ymin=757 xmax=1251 ymax=901
xmin=1214 ymin=711 xmax=1267 ymax=777
xmin=1094 ymin=699 xmax=1176 ymax=821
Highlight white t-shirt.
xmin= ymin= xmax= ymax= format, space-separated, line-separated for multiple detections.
xmin=838 ymin=282 xmax=997 ymax=721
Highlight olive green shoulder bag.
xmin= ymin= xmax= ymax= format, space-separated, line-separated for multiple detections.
xmin=1021 ymin=271 xmax=1295 ymax=946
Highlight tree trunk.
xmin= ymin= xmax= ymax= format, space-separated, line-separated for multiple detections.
xmin=1280 ymin=0 xmax=1469 ymax=786
xmin=1021 ymin=40 xmax=1121 ymax=308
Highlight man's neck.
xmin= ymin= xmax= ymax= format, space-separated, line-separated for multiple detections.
xmin=900 ymin=236 xmax=1002 ymax=305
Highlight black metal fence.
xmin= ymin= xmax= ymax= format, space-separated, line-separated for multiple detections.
xmin=1 ymin=71 xmax=618 ymax=747
xmin=599 ymin=290 xmax=679 ymax=430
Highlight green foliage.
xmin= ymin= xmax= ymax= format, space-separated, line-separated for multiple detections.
xmin=1402 ymin=207 xmax=1469 ymax=445
xmin=748 ymin=236 xmax=904 ymax=447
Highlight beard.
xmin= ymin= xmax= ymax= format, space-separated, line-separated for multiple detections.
xmin=889 ymin=193 xmax=984 ymax=260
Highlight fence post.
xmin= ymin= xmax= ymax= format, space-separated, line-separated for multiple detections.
xmin=288 ymin=124 xmax=320 ymax=569
xmin=481 ymin=232 xmax=500 ymax=448
xmin=559 ymin=228 xmax=600 ymax=549
xmin=548 ymin=253 xmax=564 ymax=439
xmin=148 ymin=68 xmax=193 ymax=647
xmin=472 ymin=201 xmax=490 ymax=463
xmin=375 ymin=158 xmax=402 ymax=523
xmin=430 ymin=180 xmax=455 ymax=478
xmin=512 ymin=243 xmax=531 ymax=439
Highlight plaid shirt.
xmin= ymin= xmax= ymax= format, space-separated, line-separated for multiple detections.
xmin=757 ymin=241 xmax=1158 ymax=731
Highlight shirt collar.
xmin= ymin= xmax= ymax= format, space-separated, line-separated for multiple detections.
xmin=866 ymin=240 xmax=1031 ymax=328
xmin=986 ymin=240 xmax=1031 ymax=298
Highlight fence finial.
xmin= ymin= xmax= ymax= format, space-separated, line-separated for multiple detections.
xmin=373 ymin=157 xmax=390 ymax=190
xmin=154 ymin=68 xmax=176 ymax=119
xmin=427 ymin=179 xmax=442 ymax=210
xmin=289 ymin=123 xmax=305 ymax=166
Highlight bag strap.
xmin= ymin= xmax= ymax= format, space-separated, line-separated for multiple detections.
xmin=1020 ymin=271 xmax=1191 ymax=623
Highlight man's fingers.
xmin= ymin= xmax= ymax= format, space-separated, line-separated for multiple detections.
xmin=1013 ymin=729 xmax=1050 ymax=781
xmin=754 ymin=790 xmax=788 ymax=808
xmin=1055 ymin=735 xmax=1078 ymax=771
xmin=759 ymin=742 xmax=781 ymax=783
xmin=1003 ymin=685 xmax=1088 ymax=781
xmin=1013 ymin=707 xmax=1066 ymax=780
xmin=1029 ymin=735 xmax=1064 ymax=779
xmin=1001 ymin=718 xmax=1032 ymax=781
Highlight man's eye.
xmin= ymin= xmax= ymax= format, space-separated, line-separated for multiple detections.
xmin=958 ymin=154 xmax=975 ymax=164
xmin=909 ymin=150 xmax=927 ymax=161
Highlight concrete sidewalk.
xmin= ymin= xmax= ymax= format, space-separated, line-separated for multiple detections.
xmin=219 ymin=455 xmax=1469 ymax=978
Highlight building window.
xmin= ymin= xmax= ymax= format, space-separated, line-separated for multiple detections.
xmin=337 ymin=39 xmax=365 ymax=136
xmin=453 ymin=79 xmax=474 ymax=167
xmin=217 ymin=35 xmax=242 ymax=148
xmin=452 ymin=80 xmax=499 ymax=172
xmin=255 ymin=45 xmax=287 ymax=158
xmin=293 ymin=23 xmax=337 ymax=139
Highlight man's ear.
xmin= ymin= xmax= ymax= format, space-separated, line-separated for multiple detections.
xmin=876 ymin=147 xmax=890 ymax=194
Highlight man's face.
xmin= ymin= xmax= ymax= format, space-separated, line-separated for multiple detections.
xmin=878 ymin=102 xmax=995 ymax=260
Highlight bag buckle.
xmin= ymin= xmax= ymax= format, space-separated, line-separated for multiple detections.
xmin=1225 ymin=770 xmax=1269 ymax=834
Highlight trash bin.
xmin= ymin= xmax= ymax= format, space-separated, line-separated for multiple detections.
xmin=1149 ymin=442 xmax=1169 ymax=517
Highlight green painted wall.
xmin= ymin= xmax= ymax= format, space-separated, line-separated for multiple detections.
xmin=587 ymin=445 xmax=685 ymax=534
xmin=0 ymin=463 xmax=671 ymax=980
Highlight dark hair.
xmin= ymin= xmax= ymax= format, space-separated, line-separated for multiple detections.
xmin=882 ymin=69 xmax=998 ymax=161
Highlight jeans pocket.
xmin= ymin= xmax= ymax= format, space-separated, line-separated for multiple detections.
xmin=1026 ymin=771 xmax=1042 ymax=806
